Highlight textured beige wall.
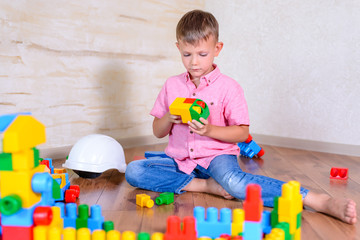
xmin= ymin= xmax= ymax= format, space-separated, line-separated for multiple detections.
xmin=1 ymin=1 xmax=359 ymax=152
xmin=206 ymin=1 xmax=360 ymax=146
xmin=0 ymin=0 xmax=204 ymax=150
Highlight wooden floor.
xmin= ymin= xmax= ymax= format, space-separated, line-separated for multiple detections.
xmin=55 ymin=143 xmax=360 ymax=239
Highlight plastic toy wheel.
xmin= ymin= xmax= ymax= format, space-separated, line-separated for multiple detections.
xmin=65 ymin=189 xmax=77 ymax=203
xmin=33 ymin=206 xmax=53 ymax=225
xmin=69 ymin=185 xmax=80 ymax=198
xmin=257 ymin=148 xmax=265 ymax=157
xmin=74 ymin=170 xmax=102 ymax=179
xmin=245 ymin=134 xmax=253 ymax=143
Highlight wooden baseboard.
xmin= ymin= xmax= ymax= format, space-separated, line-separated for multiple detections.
xmin=39 ymin=135 xmax=168 ymax=160
xmin=251 ymin=134 xmax=360 ymax=157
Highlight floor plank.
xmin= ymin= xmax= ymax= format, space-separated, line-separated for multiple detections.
xmin=55 ymin=143 xmax=360 ymax=239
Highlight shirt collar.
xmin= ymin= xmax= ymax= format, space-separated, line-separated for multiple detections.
xmin=184 ymin=64 xmax=221 ymax=86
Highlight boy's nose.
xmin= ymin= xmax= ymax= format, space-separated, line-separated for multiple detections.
xmin=191 ymin=56 xmax=198 ymax=65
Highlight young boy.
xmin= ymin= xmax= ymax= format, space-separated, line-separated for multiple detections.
xmin=125 ymin=9 xmax=356 ymax=224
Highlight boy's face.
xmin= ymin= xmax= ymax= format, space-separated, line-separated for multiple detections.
xmin=176 ymin=35 xmax=223 ymax=81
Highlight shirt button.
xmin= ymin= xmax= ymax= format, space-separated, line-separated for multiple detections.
xmin=192 ymin=93 xmax=196 ymax=96
xmin=190 ymin=131 xmax=193 ymax=134
xmin=190 ymin=148 xmax=193 ymax=152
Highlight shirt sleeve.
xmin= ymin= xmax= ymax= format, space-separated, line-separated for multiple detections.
xmin=150 ymin=81 xmax=169 ymax=119
xmin=223 ymin=83 xmax=250 ymax=126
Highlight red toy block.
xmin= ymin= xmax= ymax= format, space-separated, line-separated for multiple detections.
xmin=33 ymin=206 xmax=53 ymax=225
xmin=69 ymin=185 xmax=80 ymax=197
xmin=330 ymin=167 xmax=348 ymax=180
xmin=2 ymin=225 xmax=33 ymax=240
xmin=164 ymin=215 xmax=197 ymax=240
xmin=243 ymin=184 xmax=263 ymax=222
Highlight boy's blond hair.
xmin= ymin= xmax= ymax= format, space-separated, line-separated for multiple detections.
xmin=176 ymin=10 xmax=219 ymax=45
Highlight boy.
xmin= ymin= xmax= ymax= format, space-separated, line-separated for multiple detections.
xmin=125 ymin=10 xmax=356 ymax=224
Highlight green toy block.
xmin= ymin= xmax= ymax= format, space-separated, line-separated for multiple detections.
xmin=0 ymin=152 xmax=12 ymax=171
xmin=275 ymin=222 xmax=291 ymax=240
xmin=137 ymin=232 xmax=151 ymax=240
xmin=103 ymin=221 xmax=114 ymax=232
xmin=33 ymin=147 xmax=40 ymax=167
xmin=52 ymin=178 xmax=62 ymax=200
xmin=0 ymin=194 xmax=22 ymax=215
xmin=271 ymin=196 xmax=279 ymax=227
xmin=296 ymin=212 xmax=302 ymax=229
xmin=76 ymin=204 xmax=89 ymax=229
xmin=155 ymin=192 xmax=174 ymax=205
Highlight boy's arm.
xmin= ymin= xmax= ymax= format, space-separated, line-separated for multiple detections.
xmin=188 ymin=118 xmax=249 ymax=143
xmin=153 ymin=112 xmax=182 ymax=138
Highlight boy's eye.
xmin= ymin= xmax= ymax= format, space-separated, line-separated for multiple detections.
xmin=183 ymin=53 xmax=190 ymax=57
xmin=200 ymin=53 xmax=208 ymax=57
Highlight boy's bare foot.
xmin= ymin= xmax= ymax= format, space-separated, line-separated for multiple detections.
xmin=304 ymin=192 xmax=357 ymax=224
xmin=183 ymin=177 xmax=234 ymax=199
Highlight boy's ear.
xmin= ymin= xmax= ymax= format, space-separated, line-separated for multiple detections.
xmin=176 ymin=42 xmax=180 ymax=50
xmin=215 ymin=42 xmax=224 ymax=57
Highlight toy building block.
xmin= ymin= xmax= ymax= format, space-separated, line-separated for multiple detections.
xmin=144 ymin=151 xmax=169 ymax=159
xmin=194 ymin=206 xmax=231 ymax=238
xmin=261 ymin=211 xmax=272 ymax=234
xmin=77 ymin=227 xmax=91 ymax=240
xmin=136 ymin=194 xmax=154 ymax=208
xmin=88 ymin=205 xmax=105 ymax=231
xmin=138 ymin=232 xmax=151 ymax=240
xmin=107 ymin=230 xmax=121 ymax=240
xmin=237 ymin=135 xmax=265 ymax=158
xmin=2 ymin=115 xmax=46 ymax=153
xmin=92 ymin=229 xmax=106 ymax=240
xmin=33 ymin=206 xmax=53 ymax=226
xmin=169 ymin=98 xmax=209 ymax=123
xmin=243 ymin=184 xmax=263 ymax=222
xmin=243 ymin=221 xmax=262 ymax=240
xmin=150 ymin=232 xmax=164 ymax=240
xmin=2 ymin=225 xmax=34 ymax=240
xmin=63 ymin=203 xmax=77 ymax=228
xmin=231 ymin=208 xmax=244 ymax=236
xmin=164 ymin=215 xmax=197 ymax=240
xmin=76 ymin=204 xmax=89 ymax=229
xmin=330 ymin=167 xmax=348 ymax=180
xmin=264 ymin=228 xmax=285 ymax=240
xmin=103 ymin=221 xmax=115 ymax=232
xmin=62 ymin=227 xmax=77 ymax=240
xmin=156 ymin=192 xmax=174 ymax=205
xmin=122 ymin=230 xmax=136 ymax=240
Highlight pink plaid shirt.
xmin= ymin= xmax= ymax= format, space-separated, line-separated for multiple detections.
xmin=150 ymin=65 xmax=250 ymax=174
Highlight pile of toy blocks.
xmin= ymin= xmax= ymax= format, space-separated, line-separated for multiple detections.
xmin=0 ymin=113 xmax=302 ymax=240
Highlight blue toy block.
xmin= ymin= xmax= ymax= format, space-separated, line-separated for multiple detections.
xmin=53 ymin=173 xmax=71 ymax=201
xmin=88 ymin=205 xmax=105 ymax=231
xmin=243 ymin=221 xmax=262 ymax=240
xmin=238 ymin=137 xmax=264 ymax=159
xmin=261 ymin=210 xmax=272 ymax=234
xmin=1 ymin=202 xmax=39 ymax=227
xmin=194 ymin=206 xmax=231 ymax=238
xmin=63 ymin=203 xmax=77 ymax=228
xmin=31 ymin=172 xmax=55 ymax=206
xmin=144 ymin=151 xmax=169 ymax=159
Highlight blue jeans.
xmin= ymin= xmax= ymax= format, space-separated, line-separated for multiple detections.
xmin=125 ymin=152 xmax=309 ymax=207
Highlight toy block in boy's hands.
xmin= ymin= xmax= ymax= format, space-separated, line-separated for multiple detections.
xmin=237 ymin=134 xmax=265 ymax=158
xmin=169 ymin=97 xmax=210 ymax=123
xmin=136 ymin=194 xmax=154 ymax=208
xmin=330 ymin=167 xmax=348 ymax=180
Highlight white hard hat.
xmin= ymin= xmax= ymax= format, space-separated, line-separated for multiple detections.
xmin=63 ymin=134 xmax=126 ymax=178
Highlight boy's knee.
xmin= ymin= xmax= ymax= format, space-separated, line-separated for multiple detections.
xmin=125 ymin=161 xmax=145 ymax=187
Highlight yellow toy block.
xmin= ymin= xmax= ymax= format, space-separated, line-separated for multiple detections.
xmin=92 ymin=229 xmax=106 ymax=240
xmin=52 ymin=173 xmax=67 ymax=189
xmin=34 ymin=226 xmax=48 ymax=240
xmin=11 ymin=148 xmax=36 ymax=171
xmin=49 ymin=206 xmax=63 ymax=229
xmin=106 ymin=230 xmax=121 ymax=240
xmin=0 ymin=165 xmax=44 ymax=208
xmin=63 ymin=227 xmax=76 ymax=240
xmin=136 ymin=194 xmax=154 ymax=208
xmin=231 ymin=208 xmax=244 ymax=236
xmin=122 ymin=231 xmax=136 ymax=240
xmin=3 ymin=115 xmax=46 ymax=153
xmin=48 ymin=227 xmax=62 ymax=240
xmin=293 ymin=227 xmax=301 ymax=240
xmin=169 ymin=98 xmax=193 ymax=123
xmin=77 ymin=228 xmax=91 ymax=240
xmin=151 ymin=232 xmax=164 ymax=240
xmin=265 ymin=228 xmax=285 ymax=240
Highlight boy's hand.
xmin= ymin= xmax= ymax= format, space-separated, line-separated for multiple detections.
xmin=167 ymin=112 xmax=182 ymax=124
xmin=188 ymin=117 xmax=212 ymax=136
